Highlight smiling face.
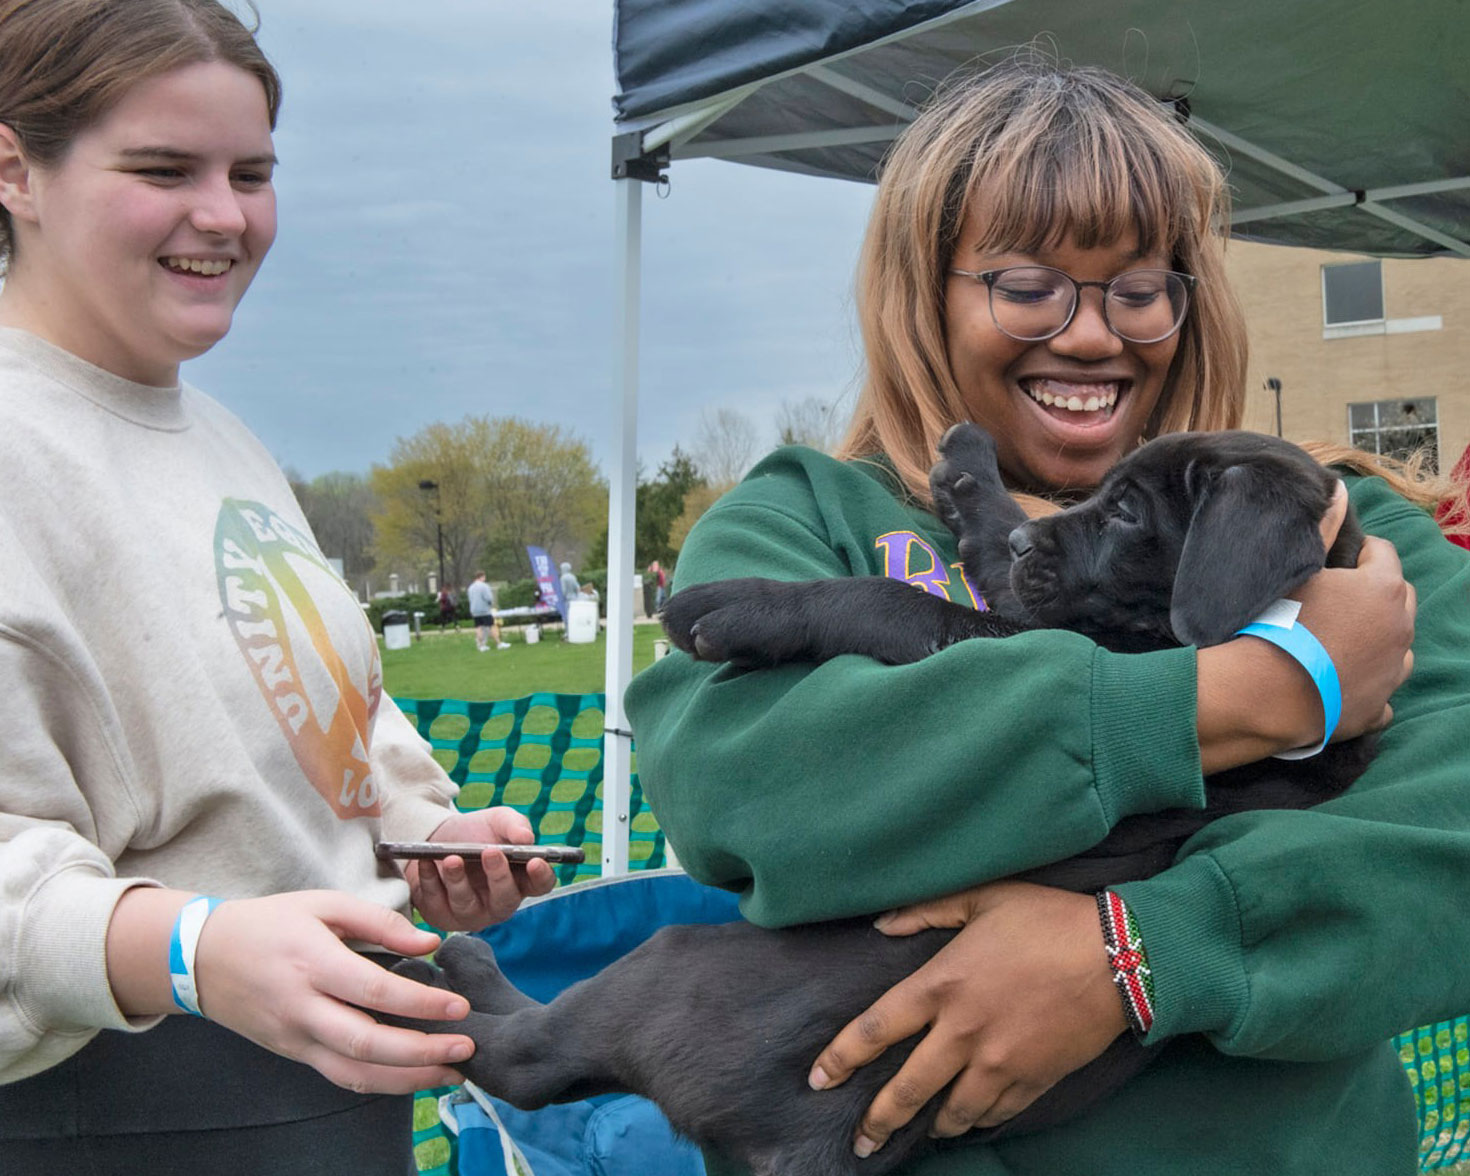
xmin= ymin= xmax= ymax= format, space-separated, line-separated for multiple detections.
xmin=944 ymin=207 xmax=1182 ymax=494
xmin=0 ymin=60 xmax=276 ymax=385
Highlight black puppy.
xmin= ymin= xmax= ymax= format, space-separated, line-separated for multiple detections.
xmin=391 ymin=425 xmax=1373 ymax=1176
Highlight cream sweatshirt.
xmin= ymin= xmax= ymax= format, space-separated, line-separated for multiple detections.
xmin=0 ymin=329 xmax=457 ymax=1083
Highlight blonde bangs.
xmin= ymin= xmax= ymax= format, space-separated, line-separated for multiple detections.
xmin=956 ymin=104 xmax=1183 ymax=267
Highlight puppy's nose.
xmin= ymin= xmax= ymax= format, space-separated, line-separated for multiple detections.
xmin=1008 ymin=525 xmax=1034 ymax=559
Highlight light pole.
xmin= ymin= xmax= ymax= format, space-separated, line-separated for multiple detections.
xmin=417 ymin=479 xmax=445 ymax=592
xmin=1266 ymin=377 xmax=1283 ymax=437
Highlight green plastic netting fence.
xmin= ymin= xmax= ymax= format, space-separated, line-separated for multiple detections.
xmin=396 ymin=692 xmax=667 ymax=885
xmin=398 ymin=692 xmax=1468 ymax=1174
xmin=1399 ymin=1017 xmax=1470 ymax=1169
xmin=399 ymin=692 xmax=666 ymax=1176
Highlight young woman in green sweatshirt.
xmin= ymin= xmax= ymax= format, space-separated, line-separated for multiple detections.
xmin=626 ymin=58 xmax=1470 ymax=1176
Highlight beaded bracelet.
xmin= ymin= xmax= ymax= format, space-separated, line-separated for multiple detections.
xmin=1097 ymin=890 xmax=1154 ymax=1037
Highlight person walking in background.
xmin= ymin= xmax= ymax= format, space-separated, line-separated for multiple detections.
xmin=436 ymin=585 xmax=455 ymax=629
xmin=0 ymin=4 xmax=550 ymax=1171
xmin=468 ymin=570 xmax=507 ymax=651
xmin=648 ymin=559 xmax=668 ymax=613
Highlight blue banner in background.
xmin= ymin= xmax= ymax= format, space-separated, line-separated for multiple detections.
xmin=527 ymin=545 xmax=568 ymax=621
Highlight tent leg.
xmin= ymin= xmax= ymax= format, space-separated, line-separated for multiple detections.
xmin=601 ymin=177 xmax=641 ymax=877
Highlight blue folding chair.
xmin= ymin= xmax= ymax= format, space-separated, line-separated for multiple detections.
xmin=435 ymin=868 xmax=744 ymax=1176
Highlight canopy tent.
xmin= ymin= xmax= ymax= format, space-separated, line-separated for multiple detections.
xmin=595 ymin=0 xmax=1470 ymax=873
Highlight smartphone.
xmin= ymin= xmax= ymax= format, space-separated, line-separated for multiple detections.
xmin=375 ymin=841 xmax=586 ymax=865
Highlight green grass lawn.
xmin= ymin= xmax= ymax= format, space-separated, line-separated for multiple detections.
xmin=381 ymin=620 xmax=666 ymax=700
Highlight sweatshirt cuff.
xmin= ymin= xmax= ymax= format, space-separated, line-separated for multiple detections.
xmin=22 ymin=868 xmax=164 ymax=1033
xmin=380 ymin=795 xmax=460 ymax=844
xmin=1113 ymin=852 xmax=1249 ymax=1045
xmin=1090 ymin=644 xmax=1205 ymax=823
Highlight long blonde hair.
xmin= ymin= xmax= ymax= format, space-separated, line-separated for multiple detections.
xmin=837 ymin=56 xmax=1248 ymax=502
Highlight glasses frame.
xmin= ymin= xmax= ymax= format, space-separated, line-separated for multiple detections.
xmin=948 ymin=265 xmax=1198 ymax=345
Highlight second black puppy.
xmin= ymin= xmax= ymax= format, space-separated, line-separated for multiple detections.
xmin=392 ymin=424 xmax=1374 ymax=1176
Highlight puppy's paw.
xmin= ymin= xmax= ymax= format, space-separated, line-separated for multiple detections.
xmin=435 ymin=935 xmax=538 ymax=1015
xmin=660 ymin=579 xmax=802 ymax=666
xmin=935 ymin=422 xmax=1001 ymax=483
xmin=373 ymin=956 xmax=459 ymax=1034
xmin=391 ymin=955 xmax=447 ymax=989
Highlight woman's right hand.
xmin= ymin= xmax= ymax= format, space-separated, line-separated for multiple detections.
xmin=193 ymin=891 xmax=475 ymax=1094
xmin=1198 ymin=532 xmax=1415 ymax=772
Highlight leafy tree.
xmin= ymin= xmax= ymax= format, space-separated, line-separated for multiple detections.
xmin=668 ymin=481 xmax=727 ymax=554
xmin=481 ymin=418 xmax=607 ymax=576
xmin=587 ymin=446 xmax=705 ymax=573
xmin=371 ymin=417 xmax=605 ymax=588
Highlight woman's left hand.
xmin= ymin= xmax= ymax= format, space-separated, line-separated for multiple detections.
xmin=406 ymin=807 xmax=556 ymax=931
xmin=807 ymin=880 xmax=1126 ymax=1157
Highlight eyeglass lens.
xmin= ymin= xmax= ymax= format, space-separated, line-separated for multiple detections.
xmin=989 ymin=268 xmax=1189 ymax=343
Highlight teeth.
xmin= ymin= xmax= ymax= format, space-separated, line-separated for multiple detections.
xmin=163 ymin=257 xmax=232 ymax=276
xmin=1024 ymin=380 xmax=1119 ymax=414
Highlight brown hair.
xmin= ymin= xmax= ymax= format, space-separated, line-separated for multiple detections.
xmin=836 ymin=56 xmax=1247 ymax=503
xmin=0 ymin=0 xmax=282 ymax=268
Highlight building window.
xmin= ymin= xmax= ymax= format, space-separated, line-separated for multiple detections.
xmin=1348 ymin=397 xmax=1439 ymax=471
xmin=1322 ymin=260 xmax=1384 ymax=327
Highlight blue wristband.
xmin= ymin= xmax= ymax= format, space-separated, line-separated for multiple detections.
xmin=1235 ymin=611 xmax=1342 ymax=759
xmin=169 ymin=896 xmax=224 ymax=1017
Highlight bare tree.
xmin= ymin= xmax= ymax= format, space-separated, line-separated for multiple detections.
xmin=692 ymin=407 xmax=760 ymax=486
xmin=774 ymin=396 xmax=845 ymax=453
xmin=291 ymin=471 xmax=379 ymax=596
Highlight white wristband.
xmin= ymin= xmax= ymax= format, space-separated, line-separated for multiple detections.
xmin=169 ymin=896 xmax=223 ymax=1017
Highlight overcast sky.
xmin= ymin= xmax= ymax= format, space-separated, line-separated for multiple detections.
xmin=185 ymin=0 xmax=878 ymax=482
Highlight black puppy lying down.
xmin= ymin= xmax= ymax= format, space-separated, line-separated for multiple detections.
xmin=392 ymin=425 xmax=1375 ymax=1176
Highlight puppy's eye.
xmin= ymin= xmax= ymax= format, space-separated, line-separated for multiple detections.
xmin=1112 ymin=497 xmax=1141 ymax=526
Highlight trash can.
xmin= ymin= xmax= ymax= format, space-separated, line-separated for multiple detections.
xmin=381 ymin=609 xmax=411 ymax=651
xmin=566 ymin=598 xmax=599 ymax=644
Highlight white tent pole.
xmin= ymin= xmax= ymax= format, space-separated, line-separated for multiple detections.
xmin=601 ymin=176 xmax=641 ymax=877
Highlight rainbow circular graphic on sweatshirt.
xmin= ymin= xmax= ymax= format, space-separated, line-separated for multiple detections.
xmin=214 ymin=499 xmax=381 ymax=819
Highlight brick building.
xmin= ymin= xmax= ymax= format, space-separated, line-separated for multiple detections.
xmin=1227 ymin=240 xmax=1470 ymax=473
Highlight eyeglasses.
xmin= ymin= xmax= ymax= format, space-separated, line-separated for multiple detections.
xmin=948 ymin=265 xmax=1197 ymax=344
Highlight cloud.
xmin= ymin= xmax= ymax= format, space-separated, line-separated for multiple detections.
xmin=188 ymin=0 xmax=876 ymax=483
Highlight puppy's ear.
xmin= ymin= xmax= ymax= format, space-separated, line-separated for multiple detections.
xmin=1169 ymin=461 xmax=1327 ymax=647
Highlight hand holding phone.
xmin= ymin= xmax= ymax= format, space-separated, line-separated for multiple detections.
xmin=375 ymin=841 xmax=585 ymax=865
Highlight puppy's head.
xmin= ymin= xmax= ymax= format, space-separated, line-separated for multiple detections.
xmin=1007 ymin=431 xmax=1360 ymax=651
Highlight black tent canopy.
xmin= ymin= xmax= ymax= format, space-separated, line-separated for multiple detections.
xmin=614 ymin=0 xmax=1470 ymax=257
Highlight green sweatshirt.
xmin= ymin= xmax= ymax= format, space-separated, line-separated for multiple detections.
xmin=625 ymin=444 xmax=1470 ymax=1175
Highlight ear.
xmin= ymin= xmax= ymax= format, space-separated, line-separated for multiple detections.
xmin=1168 ymin=461 xmax=1328 ymax=647
xmin=0 ymin=124 xmax=38 ymax=224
